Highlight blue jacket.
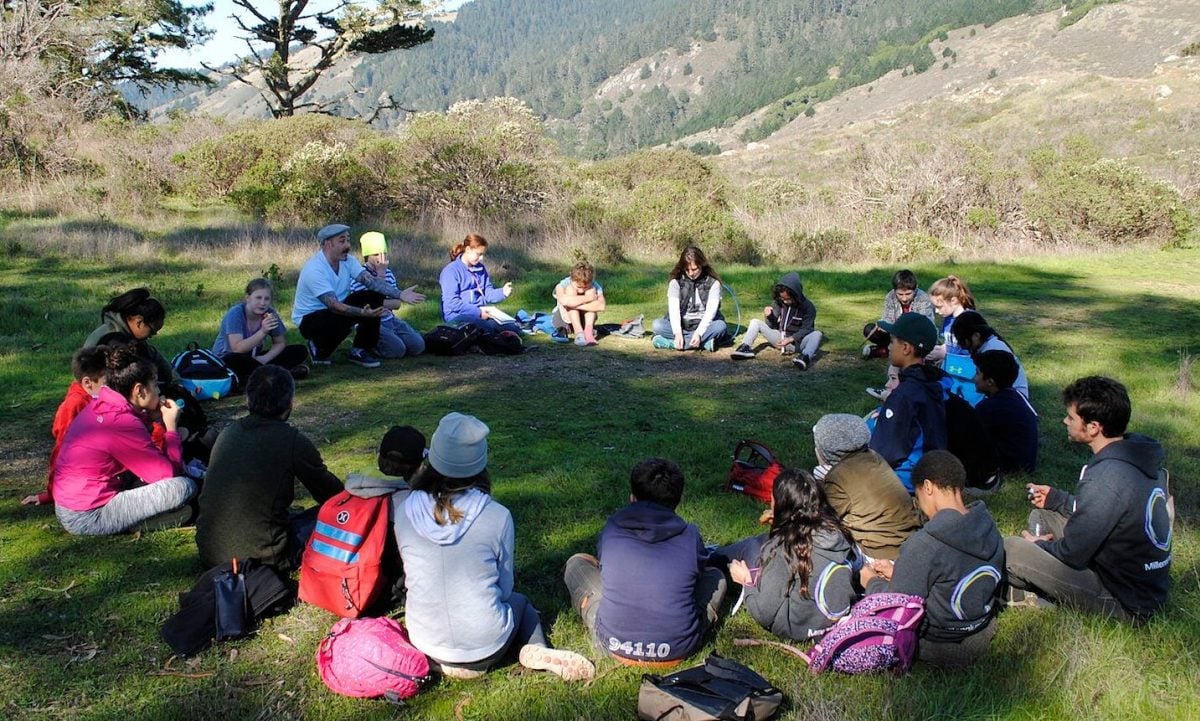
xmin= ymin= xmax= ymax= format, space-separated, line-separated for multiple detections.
xmin=595 ymin=501 xmax=706 ymax=662
xmin=439 ymin=259 xmax=506 ymax=323
xmin=869 ymin=363 xmax=948 ymax=492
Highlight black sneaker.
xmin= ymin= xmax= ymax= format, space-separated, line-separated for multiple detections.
xmin=289 ymin=364 xmax=310 ymax=380
xmin=792 ymin=354 xmax=810 ymax=370
xmin=307 ymin=340 xmax=331 ymax=365
xmin=730 ymin=344 xmax=755 ymax=360
xmin=347 ymin=348 xmax=382 ymax=368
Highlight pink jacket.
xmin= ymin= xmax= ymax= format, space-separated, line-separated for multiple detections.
xmin=51 ymin=386 xmax=182 ymax=512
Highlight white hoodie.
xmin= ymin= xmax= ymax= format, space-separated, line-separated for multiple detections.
xmin=392 ymin=488 xmax=515 ymax=663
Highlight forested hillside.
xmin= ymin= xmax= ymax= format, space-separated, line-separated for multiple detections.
xmin=340 ymin=0 xmax=1057 ymax=156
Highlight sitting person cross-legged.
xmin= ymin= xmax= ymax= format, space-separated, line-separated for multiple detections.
xmin=563 ymin=458 xmax=727 ymax=667
xmin=196 ymin=365 xmax=343 ymax=570
xmin=52 ymin=346 xmax=197 ymax=536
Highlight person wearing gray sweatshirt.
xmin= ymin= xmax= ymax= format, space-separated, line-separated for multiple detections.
xmin=1005 ymin=377 xmax=1171 ymax=621
xmin=392 ymin=412 xmax=594 ymax=681
xmin=861 ymin=451 xmax=1004 ymax=669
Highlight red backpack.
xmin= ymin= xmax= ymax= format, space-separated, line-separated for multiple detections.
xmin=299 ymin=491 xmax=390 ymax=618
xmin=726 ymin=440 xmax=782 ymax=503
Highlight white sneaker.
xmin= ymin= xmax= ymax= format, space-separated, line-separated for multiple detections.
xmin=865 ymin=386 xmax=887 ymax=401
xmin=518 ymin=644 xmax=595 ymax=682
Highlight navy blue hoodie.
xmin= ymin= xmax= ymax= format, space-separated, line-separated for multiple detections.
xmin=768 ymin=272 xmax=817 ymax=341
xmin=595 ymin=501 xmax=705 ymax=662
xmin=1040 ymin=433 xmax=1171 ymax=618
xmin=870 ymin=363 xmax=948 ymax=491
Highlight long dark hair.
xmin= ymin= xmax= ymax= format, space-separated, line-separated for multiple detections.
xmin=408 ymin=463 xmax=492 ymax=526
xmin=104 ymin=344 xmax=156 ymax=399
xmin=762 ymin=468 xmax=854 ymax=598
xmin=668 ymin=245 xmax=719 ymax=282
xmin=102 ymin=288 xmax=165 ymax=329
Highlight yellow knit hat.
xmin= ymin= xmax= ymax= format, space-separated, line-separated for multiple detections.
xmin=359 ymin=231 xmax=388 ymax=257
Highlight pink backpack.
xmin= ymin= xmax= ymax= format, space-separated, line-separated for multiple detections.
xmin=316 ymin=617 xmax=432 ymax=700
xmin=802 ymin=593 xmax=924 ymax=674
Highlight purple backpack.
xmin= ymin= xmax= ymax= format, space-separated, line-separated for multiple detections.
xmin=316 ymin=617 xmax=432 ymax=700
xmin=802 ymin=593 xmax=924 ymax=674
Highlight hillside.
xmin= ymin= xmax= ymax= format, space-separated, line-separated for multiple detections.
xmin=150 ymin=0 xmax=1059 ymax=156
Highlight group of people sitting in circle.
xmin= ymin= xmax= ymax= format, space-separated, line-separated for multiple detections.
xmin=25 ymin=223 xmax=1174 ymax=684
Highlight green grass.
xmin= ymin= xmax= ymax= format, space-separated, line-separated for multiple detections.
xmin=1 ymin=241 xmax=1198 ymax=720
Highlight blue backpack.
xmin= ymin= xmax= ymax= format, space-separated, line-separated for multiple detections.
xmin=172 ymin=344 xmax=236 ymax=400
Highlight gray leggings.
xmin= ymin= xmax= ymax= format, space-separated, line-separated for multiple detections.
xmin=56 ymin=476 xmax=196 ymax=536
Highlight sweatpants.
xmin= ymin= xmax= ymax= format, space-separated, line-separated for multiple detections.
xmin=56 ymin=476 xmax=196 ymax=536
xmin=222 ymin=344 xmax=310 ymax=387
xmin=739 ymin=320 xmax=823 ymax=357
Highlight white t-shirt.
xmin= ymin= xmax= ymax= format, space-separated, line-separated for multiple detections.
xmin=291 ymin=251 xmax=365 ymax=324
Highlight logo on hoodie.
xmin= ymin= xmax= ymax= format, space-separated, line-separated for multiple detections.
xmin=1144 ymin=488 xmax=1172 ymax=552
xmin=950 ymin=565 xmax=1001 ymax=620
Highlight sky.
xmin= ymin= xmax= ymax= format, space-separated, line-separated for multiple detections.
xmin=158 ymin=0 xmax=471 ymax=69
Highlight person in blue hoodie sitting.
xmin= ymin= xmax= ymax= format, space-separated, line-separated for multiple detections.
xmin=563 ymin=458 xmax=727 ymax=666
xmin=393 ymin=412 xmax=593 ymax=681
xmin=859 ymin=450 xmax=1005 ymax=669
xmin=868 ymin=312 xmax=948 ymax=493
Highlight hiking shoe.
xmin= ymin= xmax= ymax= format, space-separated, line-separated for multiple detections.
xmin=793 ymin=354 xmax=810 ymax=370
xmin=1003 ymin=586 xmax=1054 ymax=610
xmin=518 ymin=644 xmax=595 ymax=682
xmin=438 ymin=663 xmax=485 ymax=680
xmin=574 ymin=332 xmax=588 ymax=347
xmin=651 ymin=334 xmax=674 ymax=350
xmin=289 ymin=364 xmax=310 ymax=380
xmin=730 ymin=344 xmax=755 ymax=360
xmin=347 ymin=348 xmax=382 ymax=368
xmin=703 ymin=337 xmax=716 ymax=352
xmin=865 ymin=386 xmax=887 ymax=401
xmin=307 ymin=340 xmax=331 ymax=365
xmin=584 ymin=329 xmax=598 ymax=346
xmin=550 ymin=328 xmax=570 ymax=343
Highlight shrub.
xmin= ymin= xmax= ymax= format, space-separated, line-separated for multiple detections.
xmin=688 ymin=141 xmax=721 ymax=156
xmin=788 ymin=228 xmax=853 ymax=263
xmin=966 ymin=206 xmax=1000 ymax=230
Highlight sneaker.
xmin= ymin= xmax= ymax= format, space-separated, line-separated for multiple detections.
xmin=651 ymin=334 xmax=674 ymax=350
xmin=550 ymin=328 xmax=570 ymax=343
xmin=865 ymin=386 xmax=887 ymax=401
xmin=584 ymin=329 xmax=598 ymax=346
xmin=574 ymin=333 xmax=588 ymax=347
xmin=289 ymin=364 xmax=310 ymax=380
xmin=307 ymin=340 xmax=331 ymax=365
xmin=347 ymin=348 xmax=381 ymax=368
xmin=730 ymin=344 xmax=755 ymax=360
xmin=793 ymin=354 xmax=810 ymax=370
xmin=781 ymin=343 xmax=796 ymax=355
xmin=862 ymin=343 xmax=876 ymax=359
xmin=438 ymin=664 xmax=485 ymax=680
xmin=703 ymin=336 xmax=716 ymax=352
xmin=1003 ymin=586 xmax=1054 ymax=610
xmin=518 ymin=644 xmax=595 ymax=682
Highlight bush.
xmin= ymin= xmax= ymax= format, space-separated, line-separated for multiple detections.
xmin=871 ymin=231 xmax=945 ymax=263
xmin=788 ymin=228 xmax=853 ymax=263
xmin=688 ymin=141 xmax=721 ymax=156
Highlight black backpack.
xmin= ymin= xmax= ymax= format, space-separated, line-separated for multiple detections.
xmin=637 ymin=654 xmax=783 ymax=721
xmin=476 ymin=329 xmax=524 ymax=355
xmin=422 ymin=325 xmax=482 ymax=356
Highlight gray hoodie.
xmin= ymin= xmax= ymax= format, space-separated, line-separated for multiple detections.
xmin=869 ymin=501 xmax=1004 ymax=642
xmin=392 ymin=488 xmax=515 ymax=663
xmin=1040 ymin=433 xmax=1170 ymax=618
xmin=745 ymin=528 xmax=859 ymax=641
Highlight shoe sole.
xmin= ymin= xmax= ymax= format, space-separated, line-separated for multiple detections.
xmin=518 ymin=645 xmax=595 ymax=682
xmin=438 ymin=664 xmax=485 ymax=680
xmin=348 ymin=357 xmax=381 ymax=368
xmin=731 ymin=352 xmax=754 ymax=360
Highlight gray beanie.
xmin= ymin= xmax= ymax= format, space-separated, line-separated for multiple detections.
xmin=813 ymin=413 xmax=871 ymax=466
xmin=428 ymin=412 xmax=489 ymax=478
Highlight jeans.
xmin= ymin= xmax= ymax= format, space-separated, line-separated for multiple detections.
xmin=56 ymin=476 xmax=196 ymax=536
xmin=651 ymin=317 xmax=728 ymax=347
xmin=375 ymin=316 xmax=426 ymax=358
xmin=1003 ymin=508 xmax=1131 ymax=621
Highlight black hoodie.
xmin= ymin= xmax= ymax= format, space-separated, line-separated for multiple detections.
xmin=595 ymin=501 xmax=706 ymax=662
xmin=768 ymin=272 xmax=817 ymax=340
xmin=1040 ymin=433 xmax=1171 ymax=618
xmin=869 ymin=501 xmax=1004 ymax=642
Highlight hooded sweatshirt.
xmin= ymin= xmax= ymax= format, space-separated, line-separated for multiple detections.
xmin=84 ymin=311 xmax=180 ymax=386
xmin=767 ymin=272 xmax=817 ymax=341
xmin=869 ymin=501 xmax=1004 ymax=642
xmin=870 ymin=363 xmax=948 ymax=492
xmin=392 ymin=488 xmax=515 ymax=663
xmin=744 ymin=528 xmax=858 ymax=641
xmin=1039 ymin=434 xmax=1170 ymax=618
xmin=51 ymin=386 xmax=182 ymax=512
xmin=595 ymin=501 xmax=706 ymax=662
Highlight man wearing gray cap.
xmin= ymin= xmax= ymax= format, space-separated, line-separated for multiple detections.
xmin=291 ymin=224 xmax=404 ymax=367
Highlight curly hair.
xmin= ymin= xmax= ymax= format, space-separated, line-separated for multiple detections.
xmin=761 ymin=468 xmax=854 ymax=599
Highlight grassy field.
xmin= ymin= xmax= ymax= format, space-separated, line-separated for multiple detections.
xmin=1 ymin=231 xmax=1197 ymax=720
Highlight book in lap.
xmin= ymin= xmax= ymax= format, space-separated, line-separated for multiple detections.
xmin=481 ymin=306 xmax=516 ymax=323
